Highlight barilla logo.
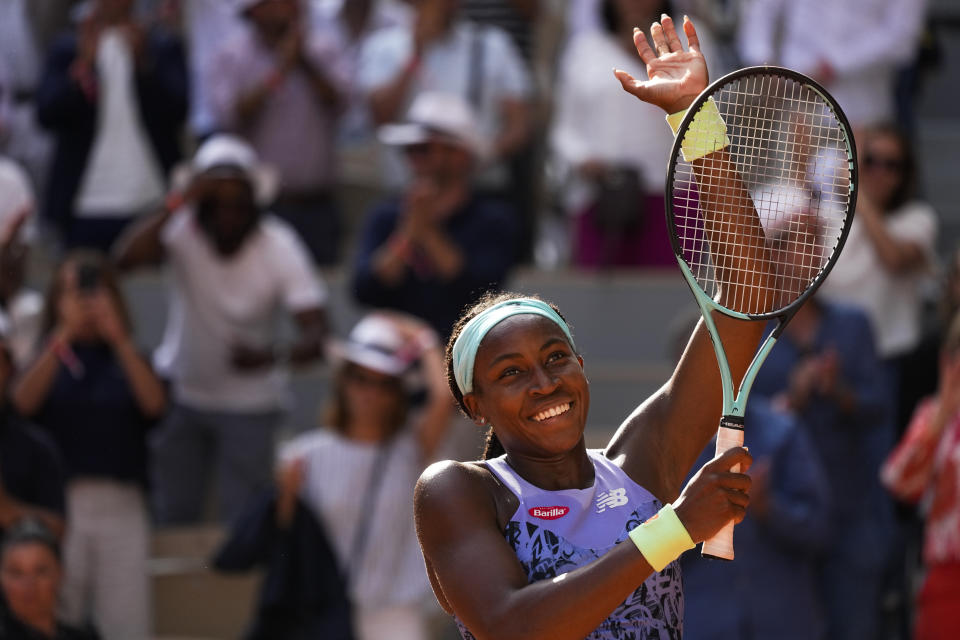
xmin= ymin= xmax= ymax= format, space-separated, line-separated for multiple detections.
xmin=529 ymin=506 xmax=570 ymax=520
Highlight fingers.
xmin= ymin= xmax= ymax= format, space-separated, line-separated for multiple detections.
xmin=632 ymin=27 xmax=657 ymax=65
xmin=711 ymin=445 xmax=753 ymax=472
xmin=660 ymin=14 xmax=684 ymax=53
xmin=723 ymin=487 xmax=750 ymax=509
xmin=683 ymin=15 xmax=701 ymax=53
xmin=613 ymin=68 xmax=652 ymax=101
xmin=650 ymin=21 xmax=670 ymax=56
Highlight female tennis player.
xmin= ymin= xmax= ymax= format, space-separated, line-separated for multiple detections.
xmin=414 ymin=15 xmax=766 ymax=640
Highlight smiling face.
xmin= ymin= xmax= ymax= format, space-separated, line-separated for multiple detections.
xmin=463 ymin=315 xmax=589 ymax=460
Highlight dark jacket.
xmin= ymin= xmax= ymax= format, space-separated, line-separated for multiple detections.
xmin=35 ymin=28 xmax=188 ymax=232
xmin=213 ymin=489 xmax=354 ymax=640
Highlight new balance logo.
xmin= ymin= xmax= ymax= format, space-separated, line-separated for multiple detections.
xmin=595 ymin=488 xmax=628 ymax=513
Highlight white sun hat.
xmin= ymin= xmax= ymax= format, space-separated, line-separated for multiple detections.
xmin=378 ymin=91 xmax=489 ymax=161
xmin=171 ymin=135 xmax=280 ymax=206
xmin=328 ymin=314 xmax=428 ymax=378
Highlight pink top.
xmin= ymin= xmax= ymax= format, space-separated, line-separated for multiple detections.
xmin=209 ymin=28 xmax=344 ymax=193
xmin=882 ymin=398 xmax=960 ymax=565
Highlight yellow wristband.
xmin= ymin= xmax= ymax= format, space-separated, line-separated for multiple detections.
xmin=628 ymin=504 xmax=695 ymax=572
xmin=665 ymin=97 xmax=730 ymax=162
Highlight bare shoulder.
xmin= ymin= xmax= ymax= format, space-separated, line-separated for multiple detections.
xmin=415 ymin=459 xmax=531 ymax=627
xmin=415 ymin=459 xmax=501 ymax=525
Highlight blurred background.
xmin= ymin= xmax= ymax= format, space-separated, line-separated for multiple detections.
xmin=0 ymin=0 xmax=958 ymax=639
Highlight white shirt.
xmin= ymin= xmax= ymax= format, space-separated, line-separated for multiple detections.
xmin=820 ymin=200 xmax=938 ymax=358
xmin=550 ymin=30 xmax=675 ymax=212
xmin=182 ymin=0 xmax=246 ymax=135
xmin=311 ymin=0 xmax=411 ymax=146
xmin=0 ymin=0 xmax=39 ymax=92
xmin=154 ymin=211 xmax=327 ymax=411
xmin=278 ymin=428 xmax=430 ymax=608
xmin=737 ymin=0 xmax=927 ymax=127
xmin=75 ymin=29 xmax=165 ymax=217
xmin=359 ymin=20 xmax=530 ymax=136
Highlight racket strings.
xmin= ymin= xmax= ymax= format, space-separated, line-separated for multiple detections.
xmin=672 ymin=73 xmax=852 ymax=316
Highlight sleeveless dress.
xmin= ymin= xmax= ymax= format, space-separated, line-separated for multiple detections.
xmin=455 ymin=450 xmax=684 ymax=639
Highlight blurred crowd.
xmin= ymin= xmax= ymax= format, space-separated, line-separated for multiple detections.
xmin=0 ymin=0 xmax=954 ymax=639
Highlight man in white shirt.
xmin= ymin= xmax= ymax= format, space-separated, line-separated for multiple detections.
xmin=737 ymin=0 xmax=928 ymax=128
xmin=36 ymin=0 xmax=188 ymax=252
xmin=114 ymin=135 xmax=329 ymax=524
xmin=358 ymin=0 xmax=532 ymax=189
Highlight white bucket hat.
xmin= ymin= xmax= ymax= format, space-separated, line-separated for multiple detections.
xmin=328 ymin=314 xmax=422 ymax=378
xmin=172 ymin=135 xmax=280 ymax=206
xmin=379 ymin=91 xmax=489 ymax=161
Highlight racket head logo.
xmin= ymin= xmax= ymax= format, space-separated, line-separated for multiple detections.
xmin=528 ymin=506 xmax=570 ymax=520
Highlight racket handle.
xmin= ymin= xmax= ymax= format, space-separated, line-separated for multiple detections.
xmin=701 ymin=417 xmax=745 ymax=561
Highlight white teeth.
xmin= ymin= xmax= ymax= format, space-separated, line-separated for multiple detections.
xmin=533 ymin=403 xmax=571 ymax=422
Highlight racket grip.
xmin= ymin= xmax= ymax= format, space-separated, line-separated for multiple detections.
xmin=701 ymin=417 xmax=745 ymax=561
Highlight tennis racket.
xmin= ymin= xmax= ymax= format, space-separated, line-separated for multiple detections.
xmin=666 ymin=66 xmax=857 ymax=560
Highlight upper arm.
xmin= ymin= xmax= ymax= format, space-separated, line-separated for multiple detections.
xmin=275 ymin=228 xmax=327 ymax=312
xmin=415 ymin=461 xmax=530 ymax=635
xmin=607 ymin=314 xmax=764 ymax=501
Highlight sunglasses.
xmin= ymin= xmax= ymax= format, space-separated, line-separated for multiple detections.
xmin=863 ymin=154 xmax=904 ymax=172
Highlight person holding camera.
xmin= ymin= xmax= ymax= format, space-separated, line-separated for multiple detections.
xmin=11 ymin=251 xmax=165 ymax=640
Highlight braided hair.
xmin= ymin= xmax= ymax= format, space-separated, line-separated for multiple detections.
xmin=445 ymin=292 xmax=573 ymax=460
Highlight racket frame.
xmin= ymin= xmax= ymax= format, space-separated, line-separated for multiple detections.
xmin=665 ymin=65 xmax=858 ymax=559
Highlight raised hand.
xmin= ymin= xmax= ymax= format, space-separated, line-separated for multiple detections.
xmin=614 ymin=15 xmax=709 ymax=114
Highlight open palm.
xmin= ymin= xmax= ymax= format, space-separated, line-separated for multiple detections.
xmin=615 ymin=15 xmax=709 ymax=115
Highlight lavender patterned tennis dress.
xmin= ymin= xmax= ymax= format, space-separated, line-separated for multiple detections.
xmin=456 ymin=449 xmax=684 ymax=639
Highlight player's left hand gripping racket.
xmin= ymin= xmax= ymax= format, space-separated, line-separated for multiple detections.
xmin=666 ymin=66 xmax=857 ymax=560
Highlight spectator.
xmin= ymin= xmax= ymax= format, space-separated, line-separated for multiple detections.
xmin=550 ymin=0 xmax=677 ymax=268
xmin=352 ymin=92 xmax=520 ymax=339
xmin=882 ymin=312 xmax=960 ymax=640
xmin=35 ymin=0 xmax=188 ymax=252
xmin=457 ymin=0 xmax=542 ymax=260
xmin=178 ymin=0 xmax=245 ymax=139
xmin=209 ymin=0 xmax=346 ymax=265
xmin=0 ymin=0 xmax=51 ymax=191
xmin=737 ymin=0 xmax=927 ymax=128
xmin=681 ymin=396 xmax=831 ymax=639
xmin=0 ymin=329 xmax=66 ymax=543
xmin=666 ymin=311 xmax=832 ymax=640
xmin=277 ymin=312 xmax=453 ymax=640
xmin=750 ymin=213 xmax=895 ymax=640
xmin=312 ymin=0 xmax=411 ymax=148
xmin=113 ymin=135 xmax=328 ymax=525
xmin=358 ymin=0 xmax=532 ymax=191
xmin=751 ymin=295 xmax=892 ymax=640
xmin=0 ymin=519 xmax=99 ymax=640
xmin=10 ymin=251 xmax=164 ymax=640
xmin=819 ymin=123 xmax=939 ymax=426
xmin=459 ymin=0 xmax=538 ymax=62
xmin=0 ymin=157 xmax=43 ymax=370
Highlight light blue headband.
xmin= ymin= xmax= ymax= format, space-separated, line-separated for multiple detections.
xmin=452 ymin=298 xmax=576 ymax=395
